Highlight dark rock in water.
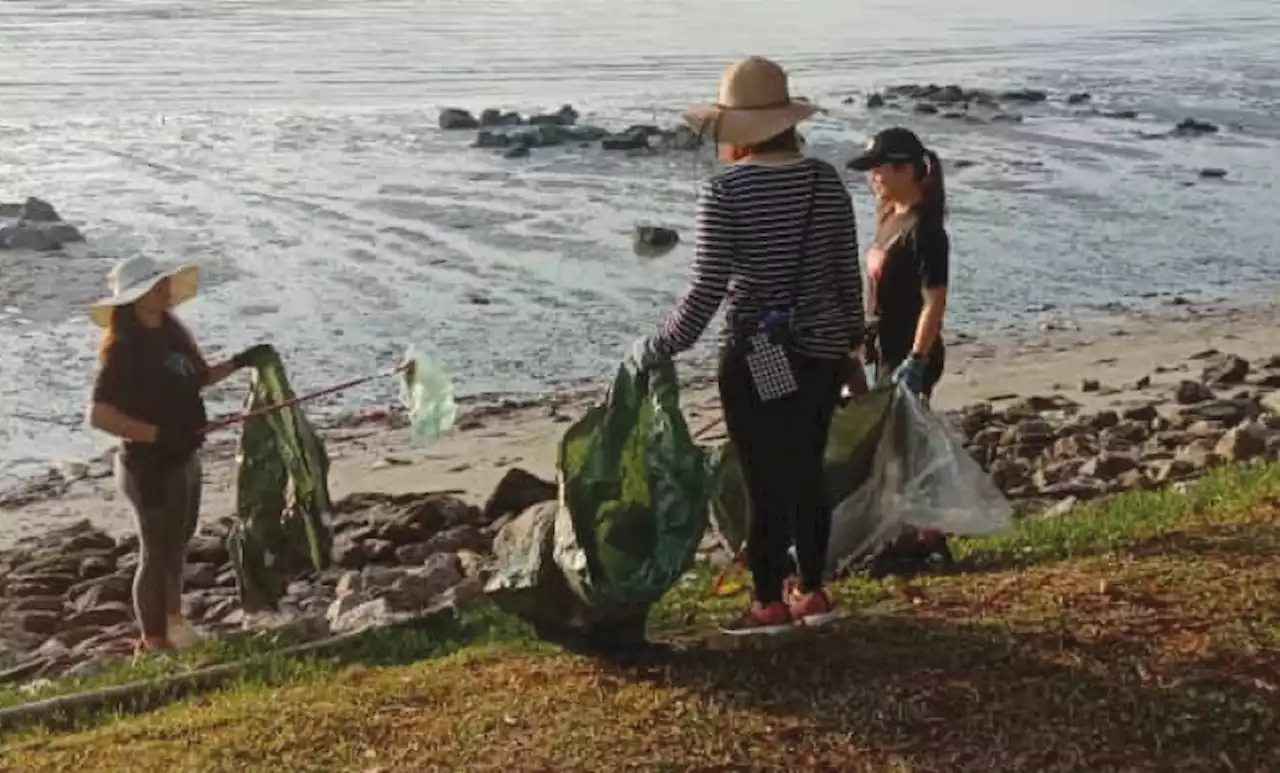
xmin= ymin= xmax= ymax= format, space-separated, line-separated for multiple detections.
xmin=866 ymin=93 xmax=885 ymax=109
xmin=1198 ymin=168 xmax=1227 ymax=179
xmin=913 ymin=102 xmax=939 ymax=115
xmin=475 ymin=123 xmax=608 ymax=153
xmin=1173 ymin=118 xmax=1218 ymax=136
xmin=473 ymin=130 xmax=509 ymax=149
xmin=0 ymin=197 xmax=85 ymax=251
xmin=479 ymin=109 xmax=523 ymax=128
xmin=465 ymin=114 xmax=694 ymax=157
xmin=18 ymin=197 xmax=61 ymax=222
xmin=1067 ymin=92 xmax=1092 ymax=105
xmin=632 ymin=225 xmax=680 ymax=258
xmin=439 ymin=108 xmax=480 ymax=130
xmin=654 ymin=125 xmax=702 ymax=151
xmin=1001 ymin=89 xmax=1048 ymax=103
xmin=602 ymin=128 xmax=652 ymax=152
xmin=527 ymin=105 xmax=579 ymax=127
xmin=990 ymin=112 xmax=1024 ymax=124
xmin=1102 ymin=109 xmax=1139 ymax=120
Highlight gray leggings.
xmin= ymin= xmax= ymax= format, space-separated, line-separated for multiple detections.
xmin=116 ymin=454 xmax=202 ymax=639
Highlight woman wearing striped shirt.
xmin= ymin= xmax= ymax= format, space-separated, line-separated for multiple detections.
xmin=630 ymin=57 xmax=865 ymax=635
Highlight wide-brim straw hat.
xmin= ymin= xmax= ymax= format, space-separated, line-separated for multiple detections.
xmin=88 ymin=256 xmax=198 ymax=327
xmin=682 ymin=57 xmax=820 ymax=148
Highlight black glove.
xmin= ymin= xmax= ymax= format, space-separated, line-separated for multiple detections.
xmin=232 ymin=343 xmax=273 ymax=370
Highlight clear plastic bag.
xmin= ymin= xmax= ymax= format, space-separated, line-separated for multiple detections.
xmin=399 ymin=346 xmax=458 ymax=445
xmin=828 ymin=383 xmax=1013 ymax=574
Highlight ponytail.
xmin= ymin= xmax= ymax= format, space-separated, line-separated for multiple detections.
xmin=917 ymin=150 xmax=946 ymax=222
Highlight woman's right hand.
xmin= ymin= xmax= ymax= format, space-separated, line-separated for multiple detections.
xmin=846 ymin=355 xmax=870 ymax=397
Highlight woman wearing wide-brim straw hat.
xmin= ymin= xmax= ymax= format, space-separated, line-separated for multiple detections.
xmin=87 ymin=256 xmax=269 ymax=653
xmin=628 ymin=56 xmax=868 ymax=635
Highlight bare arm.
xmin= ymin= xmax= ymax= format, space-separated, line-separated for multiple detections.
xmin=911 ymin=220 xmax=950 ymax=357
xmin=88 ymin=402 xmax=159 ymax=443
xmin=832 ymin=186 xmax=866 ymax=352
xmin=911 ymin=286 xmax=947 ymax=357
xmin=202 ymin=360 xmax=239 ymax=387
xmin=169 ymin=316 xmax=240 ymax=389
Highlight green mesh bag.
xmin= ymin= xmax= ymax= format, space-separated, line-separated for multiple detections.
xmin=227 ymin=346 xmax=333 ymax=612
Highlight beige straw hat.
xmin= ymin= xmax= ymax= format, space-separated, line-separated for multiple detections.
xmin=682 ymin=57 xmax=820 ymax=147
xmin=88 ymin=256 xmax=198 ymax=327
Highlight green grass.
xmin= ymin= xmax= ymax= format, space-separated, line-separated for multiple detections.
xmin=2 ymin=462 xmax=1278 ymax=772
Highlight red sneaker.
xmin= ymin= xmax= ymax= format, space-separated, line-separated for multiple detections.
xmin=789 ymin=589 xmax=839 ymax=628
xmin=719 ymin=602 xmax=792 ymax=637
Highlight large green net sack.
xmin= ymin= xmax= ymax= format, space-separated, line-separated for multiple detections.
xmin=708 ymin=385 xmax=891 ymax=561
xmin=709 ymin=381 xmax=1013 ymax=576
xmin=486 ymin=360 xmax=710 ymax=646
xmin=228 ymin=346 xmax=333 ymax=612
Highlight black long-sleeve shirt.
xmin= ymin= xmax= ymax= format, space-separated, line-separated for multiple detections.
xmin=653 ymin=157 xmax=865 ymax=360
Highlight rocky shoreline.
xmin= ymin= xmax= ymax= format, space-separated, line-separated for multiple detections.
xmin=2 ymin=338 xmax=1278 ymax=690
xmin=0 ymin=468 xmax=558 ymax=689
xmin=851 ymin=82 xmax=1229 ymax=138
xmin=956 ymin=351 xmax=1280 ymax=517
xmin=438 ymin=105 xmax=701 ymax=159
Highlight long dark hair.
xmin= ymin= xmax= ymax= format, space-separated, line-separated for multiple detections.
xmin=98 ymin=304 xmax=199 ymax=363
xmin=875 ymin=148 xmax=946 ymax=228
xmin=916 ymin=149 xmax=946 ymax=223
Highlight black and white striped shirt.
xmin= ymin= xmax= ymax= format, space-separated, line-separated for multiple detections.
xmin=653 ymin=157 xmax=865 ymax=360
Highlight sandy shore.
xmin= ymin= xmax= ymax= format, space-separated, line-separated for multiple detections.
xmin=0 ymin=296 xmax=1276 ymax=550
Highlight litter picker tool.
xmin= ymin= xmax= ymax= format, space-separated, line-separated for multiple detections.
xmin=202 ymin=345 xmax=457 ymax=445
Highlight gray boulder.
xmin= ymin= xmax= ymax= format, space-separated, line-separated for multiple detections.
xmin=439 ymin=108 xmax=481 ymax=130
xmin=0 ymin=197 xmax=85 ymax=251
xmin=633 ymin=225 xmax=680 ymax=258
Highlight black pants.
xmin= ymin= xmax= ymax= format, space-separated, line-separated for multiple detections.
xmin=719 ymin=348 xmax=846 ymax=604
xmin=117 ymin=453 xmax=201 ymax=639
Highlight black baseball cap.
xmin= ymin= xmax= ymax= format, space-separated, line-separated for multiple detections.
xmin=846 ymin=127 xmax=927 ymax=171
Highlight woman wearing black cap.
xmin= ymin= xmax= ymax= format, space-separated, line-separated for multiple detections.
xmin=846 ymin=127 xmax=948 ymax=400
xmin=847 ymin=127 xmax=953 ymax=569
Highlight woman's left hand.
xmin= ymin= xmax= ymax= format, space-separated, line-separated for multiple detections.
xmin=232 ymin=344 xmax=273 ymax=370
xmin=845 ymin=356 xmax=869 ymax=397
xmin=892 ymin=357 xmax=927 ymax=395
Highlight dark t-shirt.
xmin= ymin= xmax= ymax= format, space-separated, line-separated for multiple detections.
xmin=867 ymin=208 xmax=949 ymax=366
xmin=92 ymin=318 xmax=209 ymax=467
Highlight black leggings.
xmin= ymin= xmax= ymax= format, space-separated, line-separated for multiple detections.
xmin=719 ymin=348 xmax=846 ymax=604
